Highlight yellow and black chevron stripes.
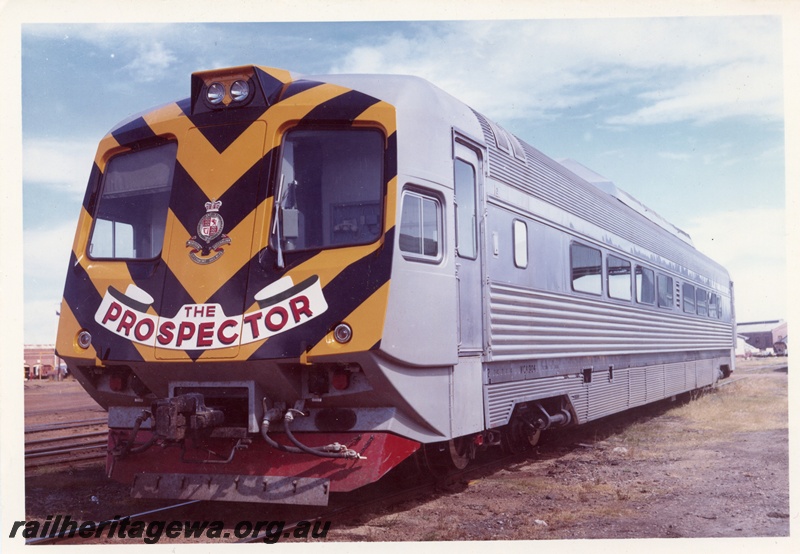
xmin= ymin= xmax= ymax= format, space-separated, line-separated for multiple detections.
xmin=176 ymin=123 xmax=267 ymax=201
xmin=159 ymin=122 xmax=266 ymax=299
xmin=57 ymin=66 xmax=399 ymax=365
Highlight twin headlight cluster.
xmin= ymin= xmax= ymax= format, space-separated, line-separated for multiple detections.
xmin=205 ymin=80 xmax=251 ymax=106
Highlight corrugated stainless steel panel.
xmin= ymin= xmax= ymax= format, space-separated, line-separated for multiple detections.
xmin=587 ymin=370 xmax=630 ymax=420
xmin=484 ymin=350 xmax=725 ymax=429
xmin=571 ymin=386 xmax=589 ymax=424
xmin=685 ymin=363 xmax=697 ymax=390
xmin=485 ymin=374 xmax=584 ymax=428
xmin=629 ymin=368 xmax=647 ymax=407
xmin=697 ymin=358 xmax=715 ymax=387
xmin=489 ymin=282 xmax=731 ymax=362
xmin=664 ymin=362 xmax=687 ymax=396
xmin=646 ymin=365 xmax=665 ymax=402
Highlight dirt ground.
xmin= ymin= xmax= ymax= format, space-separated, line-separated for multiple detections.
xmin=20 ymin=358 xmax=792 ymax=544
xmin=334 ymin=361 xmax=791 ymax=541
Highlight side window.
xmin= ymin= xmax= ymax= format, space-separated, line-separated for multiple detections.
xmin=513 ymin=220 xmax=528 ymax=268
xmin=682 ymin=283 xmax=696 ymax=313
xmin=571 ymin=243 xmax=602 ymax=295
xmin=607 ymin=255 xmax=632 ymax=301
xmin=636 ymin=266 xmax=655 ymax=304
xmin=657 ymin=274 xmax=674 ymax=308
xmin=399 ymin=190 xmax=441 ymax=261
xmin=696 ymin=289 xmax=708 ymax=316
xmin=454 ymin=159 xmax=477 ymax=260
xmin=709 ymin=293 xmax=720 ymax=318
xmin=89 ymin=142 xmax=177 ymax=259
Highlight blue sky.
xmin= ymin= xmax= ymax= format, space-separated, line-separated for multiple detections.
xmin=6 ymin=5 xmax=794 ymax=345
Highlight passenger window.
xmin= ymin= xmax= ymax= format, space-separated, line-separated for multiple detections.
xmin=454 ymin=159 xmax=477 ymax=260
xmin=636 ymin=266 xmax=655 ymax=304
xmin=399 ymin=190 xmax=441 ymax=261
xmin=709 ymin=293 xmax=720 ymax=318
xmin=682 ymin=283 xmax=696 ymax=313
xmin=513 ymin=220 xmax=528 ymax=268
xmin=696 ymin=289 xmax=708 ymax=316
xmin=571 ymin=243 xmax=602 ymax=295
xmin=657 ymin=274 xmax=673 ymax=308
xmin=607 ymin=255 xmax=632 ymax=301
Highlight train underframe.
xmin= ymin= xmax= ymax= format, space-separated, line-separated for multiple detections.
xmin=95 ymin=351 xmax=731 ymax=506
xmin=104 ymin=399 xmax=563 ymax=506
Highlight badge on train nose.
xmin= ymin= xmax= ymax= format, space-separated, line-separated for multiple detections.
xmin=186 ymin=200 xmax=231 ymax=264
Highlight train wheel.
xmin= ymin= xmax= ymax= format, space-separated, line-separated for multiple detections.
xmin=423 ymin=437 xmax=471 ymax=474
xmin=501 ymin=417 xmax=541 ymax=454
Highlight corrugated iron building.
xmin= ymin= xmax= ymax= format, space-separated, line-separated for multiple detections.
xmin=737 ymin=320 xmax=787 ymax=353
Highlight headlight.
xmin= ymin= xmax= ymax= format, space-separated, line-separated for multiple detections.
xmin=206 ymin=82 xmax=225 ymax=105
xmin=333 ymin=323 xmax=353 ymax=344
xmin=230 ymin=80 xmax=250 ymax=102
xmin=77 ymin=330 xmax=92 ymax=349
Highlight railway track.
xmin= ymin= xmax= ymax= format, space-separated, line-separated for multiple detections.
xmin=24 ymin=500 xmax=203 ymax=546
xmin=25 ymin=417 xmax=109 ymax=469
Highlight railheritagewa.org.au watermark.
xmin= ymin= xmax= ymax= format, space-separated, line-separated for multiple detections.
xmin=8 ymin=514 xmax=331 ymax=544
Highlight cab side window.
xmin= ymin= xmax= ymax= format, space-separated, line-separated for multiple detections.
xmin=399 ymin=190 xmax=442 ymax=261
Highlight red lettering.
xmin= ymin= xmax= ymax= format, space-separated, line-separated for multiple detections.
xmin=265 ymin=306 xmax=289 ymax=332
xmin=134 ymin=318 xmax=155 ymax=342
xmin=157 ymin=321 xmax=175 ymax=345
xmin=102 ymin=302 xmax=122 ymax=324
xmin=206 ymin=305 xmax=216 ymax=317
xmin=197 ymin=321 xmax=214 ymax=347
xmin=175 ymin=321 xmax=196 ymax=347
xmin=116 ymin=310 xmax=136 ymax=336
xmin=243 ymin=312 xmax=262 ymax=339
xmin=217 ymin=320 xmax=239 ymax=345
xmin=289 ymin=295 xmax=312 ymax=323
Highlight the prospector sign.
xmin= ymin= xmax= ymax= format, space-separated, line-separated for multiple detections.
xmin=94 ymin=276 xmax=328 ymax=350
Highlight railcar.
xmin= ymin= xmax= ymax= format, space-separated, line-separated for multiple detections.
xmin=55 ymin=65 xmax=735 ymax=506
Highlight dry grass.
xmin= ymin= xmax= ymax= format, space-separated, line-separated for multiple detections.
xmin=674 ymin=376 xmax=787 ymax=432
xmin=613 ymin=374 xmax=787 ymax=456
xmin=332 ymin=370 xmax=788 ymax=541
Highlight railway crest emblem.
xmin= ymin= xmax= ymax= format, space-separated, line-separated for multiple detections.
xmin=186 ymin=200 xmax=231 ymax=264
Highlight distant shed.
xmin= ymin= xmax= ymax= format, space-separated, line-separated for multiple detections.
xmin=772 ymin=321 xmax=788 ymax=356
xmin=737 ymin=320 xmax=787 ymax=354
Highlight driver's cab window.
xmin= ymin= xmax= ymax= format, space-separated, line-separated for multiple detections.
xmin=273 ymin=128 xmax=384 ymax=252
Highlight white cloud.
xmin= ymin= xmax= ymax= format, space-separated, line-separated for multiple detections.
xmin=123 ymin=41 xmax=178 ymax=82
xmin=331 ymin=18 xmax=782 ymax=127
xmin=607 ymin=61 xmax=783 ymax=126
xmin=24 ymin=221 xmax=74 ymax=289
xmin=684 ymin=208 xmax=786 ymax=322
xmin=23 ymin=221 xmax=75 ymax=343
xmin=27 ymin=23 xmax=183 ymax=83
xmin=24 ymin=299 xmax=63 ymax=346
xmin=23 ymin=138 xmax=96 ymax=195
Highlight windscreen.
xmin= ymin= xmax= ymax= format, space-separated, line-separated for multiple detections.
xmin=88 ymin=142 xmax=177 ymax=259
xmin=274 ymin=128 xmax=384 ymax=252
